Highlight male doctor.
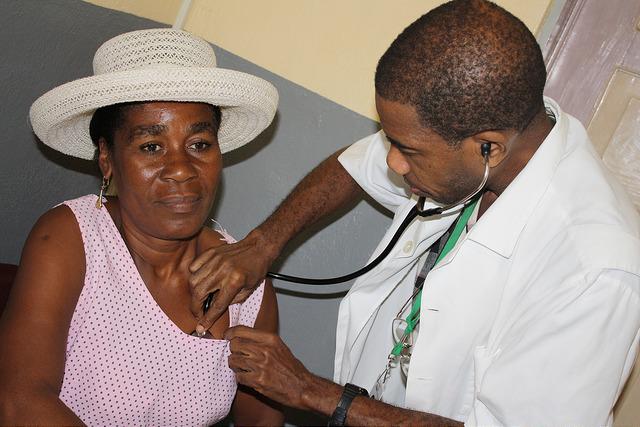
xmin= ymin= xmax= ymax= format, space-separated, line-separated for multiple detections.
xmin=189 ymin=0 xmax=640 ymax=424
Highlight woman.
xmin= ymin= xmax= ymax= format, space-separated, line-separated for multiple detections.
xmin=0 ymin=29 xmax=282 ymax=426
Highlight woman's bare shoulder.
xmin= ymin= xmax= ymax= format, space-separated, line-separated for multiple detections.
xmin=197 ymin=222 xmax=231 ymax=250
xmin=18 ymin=204 xmax=85 ymax=291
xmin=3 ymin=203 xmax=86 ymax=333
xmin=31 ymin=204 xmax=81 ymax=236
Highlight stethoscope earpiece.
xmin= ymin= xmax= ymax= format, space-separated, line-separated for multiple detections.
xmin=481 ymin=142 xmax=491 ymax=159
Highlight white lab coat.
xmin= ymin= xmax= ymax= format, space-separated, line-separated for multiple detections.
xmin=335 ymin=98 xmax=640 ymax=425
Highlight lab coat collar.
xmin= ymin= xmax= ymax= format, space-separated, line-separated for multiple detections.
xmin=465 ymin=98 xmax=567 ymax=258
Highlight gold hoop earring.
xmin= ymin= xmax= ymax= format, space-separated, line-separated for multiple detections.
xmin=96 ymin=176 xmax=110 ymax=209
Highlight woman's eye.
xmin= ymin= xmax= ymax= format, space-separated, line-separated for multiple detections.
xmin=140 ymin=143 xmax=161 ymax=153
xmin=189 ymin=141 xmax=212 ymax=151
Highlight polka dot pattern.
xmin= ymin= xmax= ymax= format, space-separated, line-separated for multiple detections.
xmin=58 ymin=194 xmax=265 ymax=426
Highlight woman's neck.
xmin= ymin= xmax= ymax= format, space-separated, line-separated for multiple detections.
xmin=121 ymin=223 xmax=199 ymax=282
xmin=105 ymin=198 xmax=201 ymax=282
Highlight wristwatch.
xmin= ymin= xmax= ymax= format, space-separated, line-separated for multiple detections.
xmin=327 ymin=383 xmax=369 ymax=426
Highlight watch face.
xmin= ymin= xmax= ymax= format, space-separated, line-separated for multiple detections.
xmin=346 ymin=383 xmax=369 ymax=397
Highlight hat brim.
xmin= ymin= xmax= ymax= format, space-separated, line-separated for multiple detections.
xmin=29 ymin=67 xmax=279 ymax=159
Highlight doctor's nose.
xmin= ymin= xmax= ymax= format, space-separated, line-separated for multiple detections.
xmin=387 ymin=146 xmax=410 ymax=176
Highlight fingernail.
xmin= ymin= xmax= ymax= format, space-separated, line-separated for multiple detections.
xmin=196 ymin=325 xmax=206 ymax=337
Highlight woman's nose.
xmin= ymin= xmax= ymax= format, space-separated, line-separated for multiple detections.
xmin=386 ymin=146 xmax=410 ymax=176
xmin=160 ymin=149 xmax=198 ymax=183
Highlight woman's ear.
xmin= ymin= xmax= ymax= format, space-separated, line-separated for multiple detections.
xmin=470 ymin=130 xmax=517 ymax=168
xmin=97 ymin=137 xmax=113 ymax=179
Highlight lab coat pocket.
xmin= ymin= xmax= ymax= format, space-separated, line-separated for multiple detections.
xmin=473 ymin=345 xmax=499 ymax=393
xmin=467 ymin=346 xmax=504 ymax=426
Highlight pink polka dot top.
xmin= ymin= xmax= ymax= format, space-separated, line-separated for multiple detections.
xmin=58 ymin=194 xmax=265 ymax=426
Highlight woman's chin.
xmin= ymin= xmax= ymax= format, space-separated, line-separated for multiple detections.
xmin=153 ymin=218 xmax=209 ymax=241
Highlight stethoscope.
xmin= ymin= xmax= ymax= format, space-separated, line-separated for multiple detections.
xmin=265 ymin=142 xmax=492 ymax=285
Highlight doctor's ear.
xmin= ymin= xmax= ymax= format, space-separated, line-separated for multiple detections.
xmin=470 ymin=130 xmax=513 ymax=167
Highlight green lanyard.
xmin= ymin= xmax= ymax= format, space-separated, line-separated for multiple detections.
xmin=391 ymin=198 xmax=479 ymax=357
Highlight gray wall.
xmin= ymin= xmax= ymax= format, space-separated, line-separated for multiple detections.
xmin=0 ymin=1 xmax=389 ymax=424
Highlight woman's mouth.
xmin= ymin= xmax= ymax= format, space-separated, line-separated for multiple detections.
xmin=157 ymin=194 xmax=202 ymax=213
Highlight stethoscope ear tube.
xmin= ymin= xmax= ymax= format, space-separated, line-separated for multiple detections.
xmin=266 ymin=156 xmax=490 ymax=285
xmin=265 ymin=206 xmax=420 ymax=284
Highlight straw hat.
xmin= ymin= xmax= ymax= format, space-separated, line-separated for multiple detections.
xmin=29 ymin=28 xmax=279 ymax=160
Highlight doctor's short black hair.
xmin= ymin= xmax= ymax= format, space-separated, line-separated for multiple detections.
xmin=375 ymin=0 xmax=546 ymax=145
xmin=89 ymin=101 xmax=222 ymax=151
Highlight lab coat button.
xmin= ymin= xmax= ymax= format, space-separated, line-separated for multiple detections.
xmin=403 ymin=241 xmax=414 ymax=253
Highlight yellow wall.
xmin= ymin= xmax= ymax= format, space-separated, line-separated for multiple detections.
xmin=86 ymin=0 xmax=182 ymax=26
xmin=85 ymin=0 xmax=553 ymax=120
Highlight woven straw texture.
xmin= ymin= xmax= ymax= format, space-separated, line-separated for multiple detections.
xmin=29 ymin=28 xmax=278 ymax=159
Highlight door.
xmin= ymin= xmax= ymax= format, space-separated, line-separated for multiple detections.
xmin=543 ymin=0 xmax=640 ymax=210
xmin=541 ymin=1 xmax=640 ymax=424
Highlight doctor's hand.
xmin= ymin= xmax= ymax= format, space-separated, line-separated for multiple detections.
xmin=189 ymin=229 xmax=281 ymax=335
xmin=225 ymin=326 xmax=460 ymax=426
xmin=225 ymin=326 xmax=316 ymax=409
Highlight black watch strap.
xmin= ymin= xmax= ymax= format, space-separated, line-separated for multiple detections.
xmin=328 ymin=383 xmax=369 ymax=426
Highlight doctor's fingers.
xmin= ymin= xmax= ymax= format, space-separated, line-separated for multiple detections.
xmin=229 ymin=355 xmax=270 ymax=393
xmin=189 ymin=246 xmax=230 ymax=289
xmin=229 ymin=344 xmax=285 ymax=380
xmin=228 ymin=330 xmax=283 ymax=359
xmin=228 ymin=341 xmax=271 ymax=383
xmin=195 ymin=272 xmax=257 ymax=331
xmin=228 ymin=328 xmax=307 ymax=375
xmin=190 ymin=246 xmax=262 ymax=299
xmin=228 ymin=331 xmax=279 ymax=365
xmin=187 ymin=248 xmax=221 ymax=317
xmin=227 ymin=329 xmax=292 ymax=369
xmin=225 ymin=325 xmax=278 ymax=342
xmin=229 ymin=343 xmax=313 ymax=407
xmin=189 ymin=247 xmax=253 ymax=314
xmin=191 ymin=239 xmax=270 ymax=282
xmin=187 ymin=274 xmax=219 ymax=321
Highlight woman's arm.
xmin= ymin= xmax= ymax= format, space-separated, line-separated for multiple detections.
xmin=0 ymin=206 xmax=86 ymax=425
xmin=231 ymin=280 xmax=284 ymax=426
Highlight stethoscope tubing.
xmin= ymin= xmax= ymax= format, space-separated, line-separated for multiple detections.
xmin=265 ymin=206 xmax=420 ymax=284
xmin=266 ymin=159 xmax=490 ymax=285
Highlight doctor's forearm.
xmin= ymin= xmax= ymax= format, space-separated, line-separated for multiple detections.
xmin=250 ymin=148 xmax=363 ymax=260
xmin=300 ymin=375 xmax=462 ymax=426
